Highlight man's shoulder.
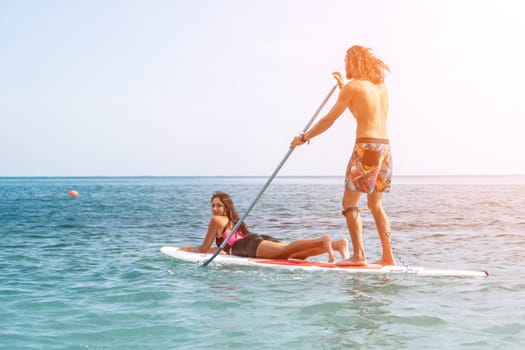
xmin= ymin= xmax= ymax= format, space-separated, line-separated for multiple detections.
xmin=346 ymin=79 xmax=376 ymax=87
xmin=345 ymin=79 xmax=385 ymax=94
xmin=343 ymin=80 xmax=371 ymax=95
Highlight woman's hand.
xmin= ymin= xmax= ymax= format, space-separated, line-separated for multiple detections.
xmin=180 ymin=246 xmax=197 ymax=252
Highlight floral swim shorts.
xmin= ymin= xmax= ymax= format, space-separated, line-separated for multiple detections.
xmin=345 ymin=137 xmax=393 ymax=194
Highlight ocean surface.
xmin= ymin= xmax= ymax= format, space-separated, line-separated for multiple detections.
xmin=1 ymin=176 xmax=524 ymax=349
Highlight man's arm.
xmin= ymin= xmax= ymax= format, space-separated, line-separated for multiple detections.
xmin=291 ymin=83 xmax=353 ymax=147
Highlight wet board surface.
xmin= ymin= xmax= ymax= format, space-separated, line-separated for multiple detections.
xmin=160 ymin=246 xmax=489 ymax=277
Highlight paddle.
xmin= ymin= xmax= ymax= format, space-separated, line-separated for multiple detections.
xmin=201 ymin=84 xmax=338 ymax=267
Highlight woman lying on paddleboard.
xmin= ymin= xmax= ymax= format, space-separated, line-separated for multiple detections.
xmin=181 ymin=191 xmax=349 ymax=263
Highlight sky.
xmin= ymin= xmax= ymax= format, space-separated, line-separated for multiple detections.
xmin=1 ymin=0 xmax=524 ymax=177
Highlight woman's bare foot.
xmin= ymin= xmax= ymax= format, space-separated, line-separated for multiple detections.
xmin=322 ymin=235 xmax=336 ymax=263
xmin=332 ymin=239 xmax=349 ymax=260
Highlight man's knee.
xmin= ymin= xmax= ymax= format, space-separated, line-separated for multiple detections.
xmin=342 ymin=206 xmax=360 ymax=217
xmin=366 ymin=198 xmax=383 ymax=212
xmin=367 ymin=204 xmax=381 ymax=213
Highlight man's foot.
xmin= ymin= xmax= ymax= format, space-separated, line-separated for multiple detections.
xmin=371 ymin=258 xmax=396 ymax=266
xmin=333 ymin=239 xmax=349 ymax=260
xmin=336 ymin=256 xmax=367 ymax=266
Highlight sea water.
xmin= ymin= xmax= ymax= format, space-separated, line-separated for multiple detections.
xmin=1 ymin=176 xmax=524 ymax=349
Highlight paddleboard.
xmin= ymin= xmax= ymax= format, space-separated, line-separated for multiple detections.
xmin=160 ymin=246 xmax=488 ymax=277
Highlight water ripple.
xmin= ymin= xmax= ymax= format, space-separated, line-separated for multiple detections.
xmin=1 ymin=177 xmax=524 ymax=349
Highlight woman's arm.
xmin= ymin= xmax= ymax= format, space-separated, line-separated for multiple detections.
xmin=181 ymin=216 xmax=226 ymax=253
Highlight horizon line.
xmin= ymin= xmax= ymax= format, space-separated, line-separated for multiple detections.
xmin=1 ymin=174 xmax=524 ymax=178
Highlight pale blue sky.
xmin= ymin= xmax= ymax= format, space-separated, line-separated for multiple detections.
xmin=1 ymin=0 xmax=524 ymax=176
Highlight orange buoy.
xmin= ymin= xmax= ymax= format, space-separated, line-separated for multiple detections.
xmin=69 ymin=190 xmax=79 ymax=197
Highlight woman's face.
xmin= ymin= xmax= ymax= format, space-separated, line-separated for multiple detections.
xmin=211 ymin=197 xmax=227 ymax=216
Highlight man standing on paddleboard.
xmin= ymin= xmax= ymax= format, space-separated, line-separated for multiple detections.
xmin=291 ymin=45 xmax=395 ymax=266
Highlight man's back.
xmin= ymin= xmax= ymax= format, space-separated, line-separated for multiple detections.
xmin=346 ymin=80 xmax=389 ymax=139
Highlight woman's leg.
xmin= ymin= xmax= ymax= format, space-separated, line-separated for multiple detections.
xmin=256 ymin=236 xmax=335 ymax=262
xmin=289 ymin=238 xmax=349 ymax=261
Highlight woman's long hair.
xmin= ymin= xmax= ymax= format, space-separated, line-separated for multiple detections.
xmin=346 ymin=45 xmax=389 ymax=84
xmin=210 ymin=191 xmax=250 ymax=236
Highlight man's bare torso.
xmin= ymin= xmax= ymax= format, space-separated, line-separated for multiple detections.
xmin=346 ymin=80 xmax=389 ymax=139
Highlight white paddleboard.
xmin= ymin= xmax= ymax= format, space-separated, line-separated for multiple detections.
xmin=160 ymin=246 xmax=488 ymax=277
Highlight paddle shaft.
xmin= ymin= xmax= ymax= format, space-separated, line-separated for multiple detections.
xmin=201 ymin=84 xmax=338 ymax=267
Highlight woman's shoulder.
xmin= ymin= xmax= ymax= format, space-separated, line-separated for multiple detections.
xmin=210 ymin=215 xmax=229 ymax=226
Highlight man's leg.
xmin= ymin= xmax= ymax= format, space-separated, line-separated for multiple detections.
xmin=367 ymin=191 xmax=396 ymax=265
xmin=338 ymin=188 xmax=366 ymax=265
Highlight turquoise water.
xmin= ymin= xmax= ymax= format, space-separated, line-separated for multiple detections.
xmin=1 ymin=176 xmax=524 ymax=349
